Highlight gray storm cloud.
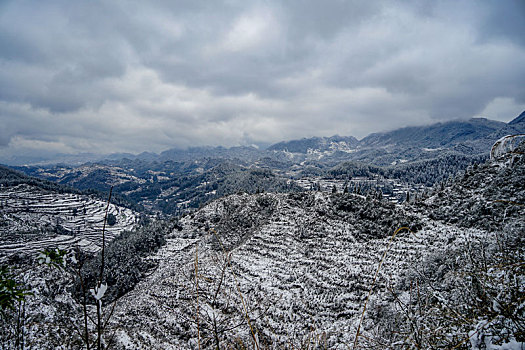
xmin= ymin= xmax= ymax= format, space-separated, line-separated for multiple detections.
xmin=0 ymin=0 xmax=524 ymax=160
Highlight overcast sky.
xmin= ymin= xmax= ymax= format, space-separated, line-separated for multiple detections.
xmin=1 ymin=0 xmax=524 ymax=159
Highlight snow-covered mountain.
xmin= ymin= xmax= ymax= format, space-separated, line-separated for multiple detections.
xmin=86 ymin=146 xmax=516 ymax=349
xmin=508 ymin=110 xmax=525 ymax=126
xmin=1 ymin=120 xmax=524 ymax=349
xmin=268 ymin=135 xmax=359 ymax=155
xmin=4 ymin=112 xmax=522 ymax=219
xmin=4 ymin=112 xmax=523 ymax=168
xmin=265 ymin=113 xmax=524 ymax=165
xmin=359 ymin=117 xmax=505 ymax=149
xmin=107 ymin=140 xmax=522 ymax=348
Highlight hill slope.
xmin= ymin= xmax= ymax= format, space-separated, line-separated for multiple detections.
xmin=107 ymin=145 xmax=524 ymax=349
xmin=0 ymin=166 xmax=140 ymax=259
xmin=1 ymin=142 xmax=523 ymax=349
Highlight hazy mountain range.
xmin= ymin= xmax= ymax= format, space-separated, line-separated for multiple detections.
xmin=2 ymin=111 xmax=521 ymax=217
xmin=2 ymin=111 xmax=524 ymax=167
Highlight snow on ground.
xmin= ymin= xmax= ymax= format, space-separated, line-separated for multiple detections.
xmin=111 ymin=192 xmax=491 ymax=349
xmin=0 ymin=184 xmax=139 ymax=258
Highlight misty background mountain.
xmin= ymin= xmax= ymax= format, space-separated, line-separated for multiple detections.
xmin=3 ymin=111 xmax=522 ymax=216
xmin=1 ymin=112 xmax=523 ymax=167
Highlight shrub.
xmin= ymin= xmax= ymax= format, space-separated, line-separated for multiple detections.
xmin=106 ymin=213 xmax=117 ymax=226
xmin=360 ymin=223 xmax=525 ymax=349
xmin=73 ymin=219 xmax=170 ymax=303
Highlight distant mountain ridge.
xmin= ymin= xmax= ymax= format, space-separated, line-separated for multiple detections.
xmin=5 ymin=111 xmax=524 ymax=214
xmin=267 ymin=135 xmax=359 ymax=153
xmin=146 ymin=112 xmax=523 ymax=166
xmin=358 ymin=118 xmax=505 ymax=148
xmin=266 ymin=113 xmax=524 ymax=166
xmin=1 ymin=111 xmax=523 ymax=167
xmin=159 ymin=145 xmax=261 ymax=163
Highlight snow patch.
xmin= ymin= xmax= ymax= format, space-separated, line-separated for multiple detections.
xmin=90 ymin=283 xmax=107 ymax=301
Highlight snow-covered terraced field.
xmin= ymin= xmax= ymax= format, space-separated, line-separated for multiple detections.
xmin=0 ymin=184 xmax=139 ymax=257
xmin=111 ymin=192 xmax=488 ymax=349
